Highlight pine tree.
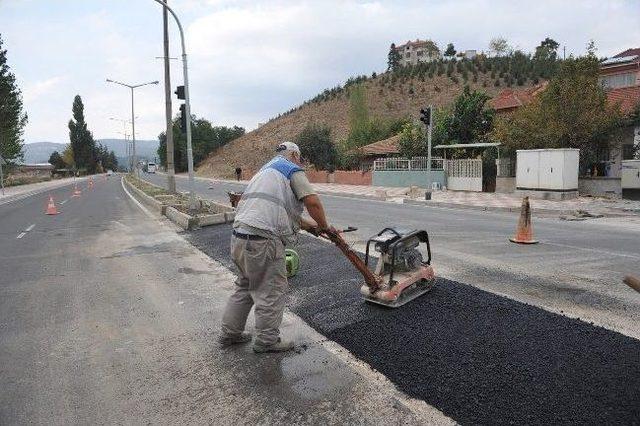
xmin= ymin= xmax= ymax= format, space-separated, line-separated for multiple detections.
xmin=444 ymin=43 xmax=456 ymax=58
xmin=68 ymin=95 xmax=97 ymax=173
xmin=387 ymin=43 xmax=401 ymax=72
xmin=0 ymin=35 xmax=28 ymax=163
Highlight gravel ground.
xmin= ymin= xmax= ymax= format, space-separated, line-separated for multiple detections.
xmin=187 ymin=224 xmax=640 ymax=425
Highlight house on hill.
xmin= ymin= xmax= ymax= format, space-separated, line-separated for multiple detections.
xmin=396 ymin=39 xmax=441 ymax=66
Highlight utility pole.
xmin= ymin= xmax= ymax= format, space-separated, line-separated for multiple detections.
xmin=162 ymin=0 xmax=176 ymax=193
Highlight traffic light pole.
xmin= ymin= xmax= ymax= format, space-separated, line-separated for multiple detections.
xmin=152 ymin=0 xmax=197 ymax=211
xmin=426 ymin=104 xmax=433 ymax=189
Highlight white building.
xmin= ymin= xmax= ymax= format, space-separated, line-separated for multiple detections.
xmin=395 ymin=39 xmax=441 ymax=66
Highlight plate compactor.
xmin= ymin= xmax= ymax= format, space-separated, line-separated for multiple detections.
xmin=321 ymin=227 xmax=436 ymax=308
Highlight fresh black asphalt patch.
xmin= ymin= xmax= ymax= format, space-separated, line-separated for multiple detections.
xmin=187 ymin=224 xmax=640 ymax=425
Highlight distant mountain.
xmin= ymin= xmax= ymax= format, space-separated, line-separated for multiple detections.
xmin=22 ymin=139 xmax=159 ymax=164
xmin=22 ymin=142 xmax=66 ymax=163
xmin=97 ymin=139 xmax=159 ymax=160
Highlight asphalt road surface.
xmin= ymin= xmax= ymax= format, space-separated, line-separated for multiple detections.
xmin=1 ymin=176 xmax=448 ymax=425
xmin=188 ymin=224 xmax=640 ymax=425
xmin=143 ymin=172 xmax=640 ymax=338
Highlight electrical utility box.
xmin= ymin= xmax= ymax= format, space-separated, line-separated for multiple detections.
xmin=516 ymin=149 xmax=579 ymax=199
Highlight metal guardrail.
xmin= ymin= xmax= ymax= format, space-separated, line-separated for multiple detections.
xmin=373 ymin=157 xmax=444 ymax=171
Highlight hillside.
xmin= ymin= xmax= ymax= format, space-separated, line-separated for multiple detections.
xmin=23 ymin=142 xmax=66 ymax=163
xmin=22 ymin=139 xmax=158 ymax=164
xmin=198 ymin=68 xmax=539 ymax=178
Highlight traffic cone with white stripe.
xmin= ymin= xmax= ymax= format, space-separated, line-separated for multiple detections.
xmin=72 ymin=182 xmax=81 ymax=197
xmin=45 ymin=195 xmax=59 ymax=215
xmin=88 ymin=176 xmax=94 ymax=189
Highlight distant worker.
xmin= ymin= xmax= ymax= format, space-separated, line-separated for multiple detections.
xmin=219 ymin=141 xmax=335 ymax=353
xmin=235 ymin=166 xmax=242 ymax=181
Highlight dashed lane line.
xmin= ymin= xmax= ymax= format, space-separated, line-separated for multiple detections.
xmin=16 ymin=232 xmax=26 ymax=239
xmin=24 ymin=224 xmax=35 ymax=232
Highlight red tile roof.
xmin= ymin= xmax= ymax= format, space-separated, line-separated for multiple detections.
xmin=357 ymin=134 xmax=401 ymax=156
xmin=613 ymin=48 xmax=640 ymax=58
xmin=606 ymin=85 xmax=640 ymax=115
xmin=490 ymin=82 xmax=548 ymax=112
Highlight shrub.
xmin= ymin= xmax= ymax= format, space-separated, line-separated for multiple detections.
xmin=295 ymin=123 xmax=338 ymax=171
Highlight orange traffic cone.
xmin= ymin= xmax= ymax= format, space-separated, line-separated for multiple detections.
xmin=88 ymin=176 xmax=94 ymax=189
xmin=46 ymin=195 xmax=59 ymax=215
xmin=509 ymin=196 xmax=538 ymax=244
xmin=72 ymin=182 xmax=82 ymax=197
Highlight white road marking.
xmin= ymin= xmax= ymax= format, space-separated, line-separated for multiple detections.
xmin=59 ymin=199 xmax=68 ymax=205
xmin=16 ymin=232 xmax=26 ymax=239
xmin=120 ymin=177 xmax=155 ymax=219
xmin=25 ymin=224 xmax=35 ymax=232
xmin=544 ymin=241 xmax=640 ymax=261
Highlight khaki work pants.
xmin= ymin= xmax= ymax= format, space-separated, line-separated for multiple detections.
xmin=221 ymin=235 xmax=288 ymax=346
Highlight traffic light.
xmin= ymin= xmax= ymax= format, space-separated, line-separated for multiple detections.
xmin=420 ymin=107 xmax=431 ymax=127
xmin=179 ymin=104 xmax=187 ymax=133
xmin=175 ymin=85 xmax=185 ymax=100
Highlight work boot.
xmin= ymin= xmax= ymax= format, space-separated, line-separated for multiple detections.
xmin=218 ymin=332 xmax=252 ymax=347
xmin=252 ymin=337 xmax=294 ymax=353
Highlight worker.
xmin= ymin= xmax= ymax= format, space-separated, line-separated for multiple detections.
xmin=219 ymin=141 xmax=335 ymax=353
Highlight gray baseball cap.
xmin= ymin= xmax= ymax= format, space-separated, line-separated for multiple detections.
xmin=275 ymin=141 xmax=301 ymax=155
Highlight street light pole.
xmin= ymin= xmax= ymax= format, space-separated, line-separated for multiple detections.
xmin=105 ymin=78 xmax=159 ymax=177
xmin=152 ymin=0 xmax=197 ymax=210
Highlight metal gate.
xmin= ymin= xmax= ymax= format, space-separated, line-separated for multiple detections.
xmin=445 ymin=159 xmax=483 ymax=191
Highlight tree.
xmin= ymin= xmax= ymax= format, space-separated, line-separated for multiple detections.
xmin=437 ymin=86 xmax=495 ymax=146
xmin=48 ymin=151 xmax=66 ymax=169
xmin=534 ymin=37 xmax=559 ymax=61
xmin=295 ymin=123 xmax=337 ymax=171
xmin=444 ymin=43 xmax=456 ymax=58
xmin=398 ymin=121 xmax=426 ymax=158
xmin=0 ymin=35 xmax=28 ymax=163
xmin=586 ymin=39 xmax=597 ymax=57
xmin=62 ymin=144 xmax=74 ymax=169
xmin=387 ymin=43 xmax=401 ymax=72
xmin=533 ymin=37 xmax=560 ymax=79
xmin=68 ymin=95 xmax=97 ymax=173
xmin=158 ymin=115 xmax=244 ymax=173
xmin=492 ymin=56 xmax=623 ymax=170
xmin=489 ymin=37 xmax=510 ymax=57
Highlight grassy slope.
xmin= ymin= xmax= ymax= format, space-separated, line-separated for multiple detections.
xmin=198 ymin=71 xmax=535 ymax=178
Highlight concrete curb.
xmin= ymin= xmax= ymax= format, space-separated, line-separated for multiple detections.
xmin=402 ymin=198 xmax=576 ymax=216
xmin=129 ymin=176 xmax=237 ymax=230
xmin=123 ymin=177 xmax=166 ymax=215
xmin=165 ymin=206 xmax=197 ymax=230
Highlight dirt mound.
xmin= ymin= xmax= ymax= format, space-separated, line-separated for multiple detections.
xmin=197 ymin=72 xmax=531 ymax=178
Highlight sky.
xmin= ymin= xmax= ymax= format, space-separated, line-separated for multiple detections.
xmin=1 ymin=0 xmax=639 ymax=145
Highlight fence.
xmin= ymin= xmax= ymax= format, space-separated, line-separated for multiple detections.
xmin=444 ymin=159 xmax=482 ymax=177
xmin=373 ymin=157 xmax=444 ymax=171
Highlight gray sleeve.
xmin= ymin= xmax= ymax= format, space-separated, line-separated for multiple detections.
xmin=290 ymin=171 xmax=317 ymax=200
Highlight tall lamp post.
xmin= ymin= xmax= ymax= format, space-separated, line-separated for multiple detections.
xmin=151 ymin=0 xmax=197 ymax=210
xmin=106 ymin=79 xmax=159 ymax=177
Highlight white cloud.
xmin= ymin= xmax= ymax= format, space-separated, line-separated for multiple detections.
xmin=3 ymin=0 xmax=639 ymax=143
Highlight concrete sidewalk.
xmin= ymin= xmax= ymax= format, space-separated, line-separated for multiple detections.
xmin=201 ymin=173 xmax=640 ymax=215
xmin=0 ymin=175 xmax=89 ymax=205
